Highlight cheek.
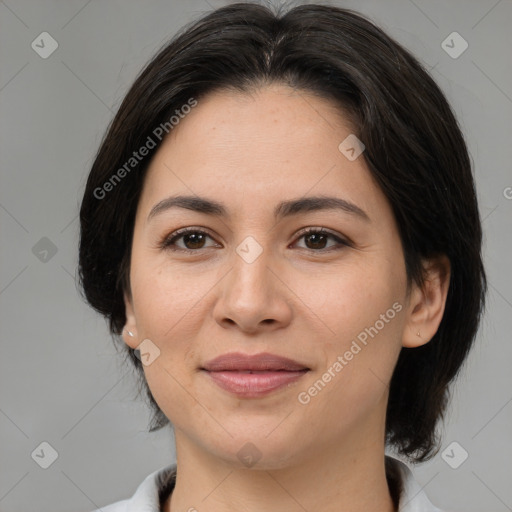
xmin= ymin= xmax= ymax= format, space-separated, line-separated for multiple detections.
xmin=128 ymin=259 xmax=210 ymax=402
xmin=294 ymin=312 xmax=403 ymax=447
xmin=293 ymin=258 xmax=405 ymax=401
xmin=131 ymin=262 xmax=207 ymax=425
xmin=292 ymin=256 xmax=404 ymax=344
xmin=130 ymin=251 xmax=216 ymax=337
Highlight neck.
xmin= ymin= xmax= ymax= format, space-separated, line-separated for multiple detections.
xmin=164 ymin=423 xmax=396 ymax=512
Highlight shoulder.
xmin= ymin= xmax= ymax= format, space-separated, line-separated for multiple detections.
xmin=89 ymin=463 xmax=177 ymax=512
xmin=386 ymin=456 xmax=445 ymax=512
xmin=90 ymin=500 xmax=129 ymax=512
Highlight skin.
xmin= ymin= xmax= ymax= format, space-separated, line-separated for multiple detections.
xmin=122 ymin=84 xmax=450 ymax=512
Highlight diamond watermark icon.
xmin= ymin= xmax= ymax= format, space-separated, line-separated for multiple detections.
xmin=135 ymin=338 xmax=161 ymax=366
xmin=32 ymin=237 xmax=58 ymax=263
xmin=338 ymin=134 xmax=365 ymax=161
xmin=31 ymin=32 xmax=59 ymax=59
xmin=441 ymin=32 xmax=468 ymax=59
xmin=441 ymin=441 xmax=468 ymax=469
xmin=237 ymin=442 xmax=262 ymax=468
xmin=31 ymin=441 xmax=59 ymax=469
xmin=236 ymin=236 xmax=263 ymax=264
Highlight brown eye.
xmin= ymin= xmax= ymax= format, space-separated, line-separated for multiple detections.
xmin=181 ymin=232 xmax=207 ymax=249
xmin=294 ymin=228 xmax=349 ymax=251
xmin=304 ymin=232 xmax=329 ymax=249
xmin=160 ymin=228 xmax=218 ymax=251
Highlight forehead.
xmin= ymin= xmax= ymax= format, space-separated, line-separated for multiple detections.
xmin=137 ymin=84 xmax=387 ymax=223
xmin=164 ymin=84 xmax=354 ymax=160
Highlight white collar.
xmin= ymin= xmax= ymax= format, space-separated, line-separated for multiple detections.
xmin=391 ymin=457 xmax=443 ymax=511
xmin=98 ymin=456 xmax=443 ymax=512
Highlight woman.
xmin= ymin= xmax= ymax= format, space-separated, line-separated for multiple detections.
xmin=79 ymin=3 xmax=487 ymax=511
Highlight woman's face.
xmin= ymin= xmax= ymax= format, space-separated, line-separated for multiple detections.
xmin=123 ymin=84 xmax=420 ymax=468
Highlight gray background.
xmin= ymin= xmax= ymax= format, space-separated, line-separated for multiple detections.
xmin=0 ymin=1 xmax=511 ymax=511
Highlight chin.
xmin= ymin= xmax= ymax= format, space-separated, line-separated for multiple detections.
xmin=200 ymin=429 xmax=309 ymax=471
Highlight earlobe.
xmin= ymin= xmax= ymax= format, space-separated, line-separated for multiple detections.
xmin=122 ymin=292 xmax=139 ymax=349
xmin=402 ymin=255 xmax=451 ymax=348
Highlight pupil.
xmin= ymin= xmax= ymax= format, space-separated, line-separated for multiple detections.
xmin=184 ymin=233 xmax=205 ymax=249
xmin=307 ymin=233 xmax=326 ymax=249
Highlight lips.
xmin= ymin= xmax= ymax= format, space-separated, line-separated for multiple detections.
xmin=201 ymin=352 xmax=309 ymax=372
xmin=201 ymin=352 xmax=310 ymax=397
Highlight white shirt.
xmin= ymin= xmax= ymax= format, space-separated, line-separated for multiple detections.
xmin=92 ymin=456 xmax=443 ymax=512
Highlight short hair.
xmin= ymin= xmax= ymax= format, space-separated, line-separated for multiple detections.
xmin=78 ymin=2 xmax=487 ymax=462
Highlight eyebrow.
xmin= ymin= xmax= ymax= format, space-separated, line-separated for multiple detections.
xmin=147 ymin=194 xmax=371 ymax=223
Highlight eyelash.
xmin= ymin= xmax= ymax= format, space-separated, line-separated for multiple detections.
xmin=158 ymin=226 xmax=351 ymax=253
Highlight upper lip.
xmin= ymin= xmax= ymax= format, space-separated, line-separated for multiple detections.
xmin=201 ymin=352 xmax=309 ymax=372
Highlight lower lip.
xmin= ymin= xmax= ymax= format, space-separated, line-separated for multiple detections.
xmin=203 ymin=370 xmax=309 ymax=397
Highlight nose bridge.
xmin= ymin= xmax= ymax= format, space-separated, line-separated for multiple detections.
xmin=230 ymin=234 xmax=274 ymax=301
xmin=213 ymin=233 xmax=292 ymax=331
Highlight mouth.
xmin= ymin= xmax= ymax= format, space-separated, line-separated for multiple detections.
xmin=200 ymin=352 xmax=310 ymax=397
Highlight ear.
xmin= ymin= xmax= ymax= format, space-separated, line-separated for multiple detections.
xmin=122 ymin=291 xmax=139 ymax=350
xmin=402 ymin=254 xmax=451 ymax=348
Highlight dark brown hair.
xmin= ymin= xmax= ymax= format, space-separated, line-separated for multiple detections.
xmin=78 ymin=2 xmax=487 ymax=462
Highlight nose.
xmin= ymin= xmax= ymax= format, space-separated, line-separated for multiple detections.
xmin=212 ymin=243 xmax=293 ymax=334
